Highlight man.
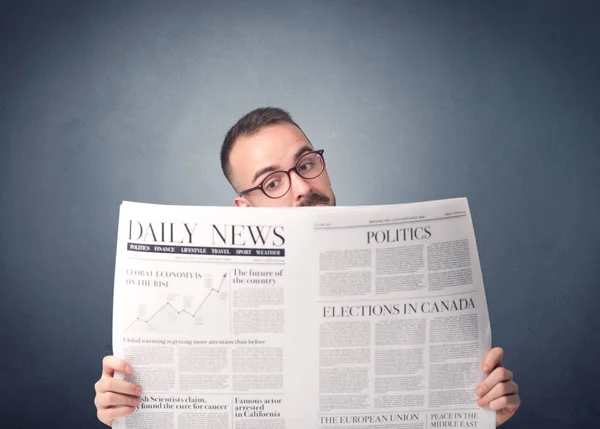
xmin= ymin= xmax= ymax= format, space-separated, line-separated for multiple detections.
xmin=94 ymin=107 xmax=520 ymax=426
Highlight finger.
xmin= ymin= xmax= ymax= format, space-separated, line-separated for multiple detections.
xmin=488 ymin=393 xmax=521 ymax=412
xmin=96 ymin=391 xmax=142 ymax=409
xmin=476 ymin=367 xmax=513 ymax=397
xmin=477 ymin=380 xmax=519 ymax=407
xmin=102 ymin=356 xmax=132 ymax=377
xmin=98 ymin=405 xmax=136 ymax=425
xmin=95 ymin=376 xmax=142 ymax=396
xmin=482 ymin=347 xmax=504 ymax=373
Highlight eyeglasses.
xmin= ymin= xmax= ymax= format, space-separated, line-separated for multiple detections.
xmin=239 ymin=149 xmax=326 ymax=199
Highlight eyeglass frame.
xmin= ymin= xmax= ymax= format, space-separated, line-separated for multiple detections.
xmin=238 ymin=149 xmax=326 ymax=199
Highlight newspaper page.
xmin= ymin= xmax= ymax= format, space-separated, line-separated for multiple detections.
xmin=111 ymin=198 xmax=495 ymax=429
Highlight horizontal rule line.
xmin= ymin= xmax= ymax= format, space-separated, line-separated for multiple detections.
xmin=144 ymin=392 xmax=283 ymax=395
xmin=314 ymin=214 xmax=467 ymax=229
xmin=124 ymin=256 xmax=284 ymax=265
xmin=319 ymin=407 xmax=480 ymax=415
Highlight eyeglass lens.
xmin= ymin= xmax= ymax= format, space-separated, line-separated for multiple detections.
xmin=262 ymin=151 xmax=324 ymax=198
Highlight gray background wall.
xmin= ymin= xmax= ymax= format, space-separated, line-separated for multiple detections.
xmin=1 ymin=1 xmax=599 ymax=427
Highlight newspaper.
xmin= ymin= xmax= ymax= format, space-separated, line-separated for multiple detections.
xmin=112 ymin=198 xmax=496 ymax=429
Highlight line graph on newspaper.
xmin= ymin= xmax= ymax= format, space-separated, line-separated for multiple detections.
xmin=124 ymin=271 xmax=230 ymax=336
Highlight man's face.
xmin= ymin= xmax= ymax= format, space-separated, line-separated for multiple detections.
xmin=229 ymin=122 xmax=336 ymax=207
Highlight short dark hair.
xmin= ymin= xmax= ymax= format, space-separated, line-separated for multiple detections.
xmin=220 ymin=107 xmax=303 ymax=187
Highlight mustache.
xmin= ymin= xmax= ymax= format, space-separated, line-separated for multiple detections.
xmin=298 ymin=192 xmax=332 ymax=207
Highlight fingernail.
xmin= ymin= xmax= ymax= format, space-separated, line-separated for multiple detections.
xmin=483 ymin=365 xmax=489 ymax=373
xmin=136 ymin=386 xmax=143 ymax=395
xmin=476 ymin=388 xmax=483 ymax=396
xmin=477 ymin=399 xmax=484 ymax=407
xmin=125 ymin=365 xmax=133 ymax=374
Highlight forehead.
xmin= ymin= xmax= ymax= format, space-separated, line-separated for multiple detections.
xmin=229 ymin=122 xmax=313 ymax=187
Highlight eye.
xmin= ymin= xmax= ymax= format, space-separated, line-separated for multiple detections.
xmin=265 ymin=179 xmax=281 ymax=190
xmin=298 ymin=161 xmax=314 ymax=172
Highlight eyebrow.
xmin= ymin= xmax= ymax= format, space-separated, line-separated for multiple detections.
xmin=251 ymin=145 xmax=313 ymax=184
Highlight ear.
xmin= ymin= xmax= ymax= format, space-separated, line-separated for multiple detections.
xmin=234 ymin=196 xmax=252 ymax=207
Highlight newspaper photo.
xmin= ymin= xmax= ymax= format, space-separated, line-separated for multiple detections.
xmin=111 ymin=197 xmax=496 ymax=429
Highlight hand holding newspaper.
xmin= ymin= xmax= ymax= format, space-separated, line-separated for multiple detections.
xmin=111 ymin=198 xmax=496 ymax=429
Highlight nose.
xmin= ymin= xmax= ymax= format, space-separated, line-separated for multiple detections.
xmin=289 ymin=170 xmax=312 ymax=202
